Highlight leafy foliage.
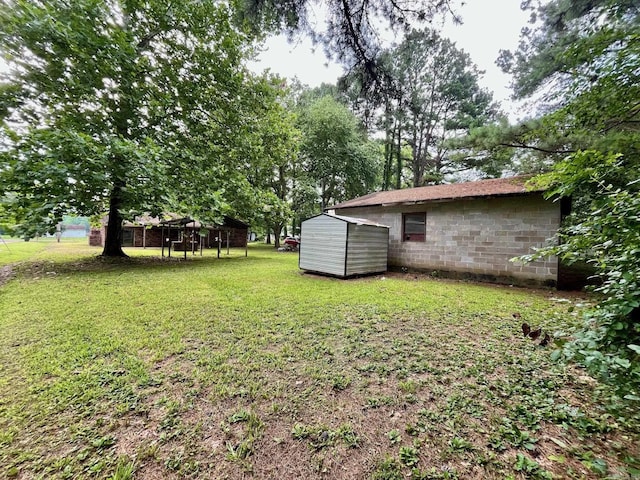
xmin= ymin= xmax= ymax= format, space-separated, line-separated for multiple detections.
xmin=340 ymin=28 xmax=499 ymax=188
xmin=462 ymin=1 xmax=639 ymax=175
xmin=498 ymin=0 xmax=639 ymax=158
xmin=522 ymin=151 xmax=640 ymax=409
xmin=0 ymin=0 xmax=271 ymax=255
xmin=390 ymin=29 xmax=498 ymax=185
xmin=296 ymin=95 xmax=380 ymax=209
xmin=486 ymin=0 xmax=640 ymax=409
xmin=236 ymin=0 xmax=459 ymax=95
xmin=240 ymin=76 xmax=300 ymax=246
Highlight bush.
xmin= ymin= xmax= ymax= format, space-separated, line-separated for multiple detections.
xmin=522 ymin=151 xmax=640 ymax=414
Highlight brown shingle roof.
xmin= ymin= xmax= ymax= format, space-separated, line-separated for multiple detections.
xmin=332 ymin=176 xmax=543 ymax=210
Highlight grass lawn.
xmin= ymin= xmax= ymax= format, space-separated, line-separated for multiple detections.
xmin=0 ymin=240 xmax=638 ymax=479
xmin=0 ymin=237 xmax=55 ymax=266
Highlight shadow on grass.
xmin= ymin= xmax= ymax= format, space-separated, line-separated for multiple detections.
xmin=9 ymin=245 xmax=282 ymax=281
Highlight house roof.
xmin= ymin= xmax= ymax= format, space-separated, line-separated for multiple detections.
xmin=309 ymin=213 xmax=389 ymax=228
xmin=122 ymin=214 xmax=248 ymax=229
xmin=331 ymin=176 xmax=543 ymax=210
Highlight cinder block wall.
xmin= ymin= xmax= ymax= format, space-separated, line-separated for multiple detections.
xmin=335 ymin=194 xmax=560 ymax=284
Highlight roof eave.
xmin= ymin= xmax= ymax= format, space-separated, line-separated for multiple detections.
xmin=334 ymin=190 xmax=546 ymax=210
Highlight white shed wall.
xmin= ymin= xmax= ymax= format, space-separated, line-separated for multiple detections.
xmin=345 ymin=224 xmax=389 ymax=276
xmin=299 ymin=215 xmax=348 ymax=276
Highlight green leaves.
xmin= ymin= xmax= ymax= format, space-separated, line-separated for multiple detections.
xmin=521 ymin=155 xmax=640 ymax=410
xmin=0 ymin=0 xmax=280 ymax=250
xmin=499 ymin=1 xmax=640 ymax=414
xmin=358 ymin=28 xmax=499 ymax=186
xmin=297 ymin=95 xmax=380 ymax=209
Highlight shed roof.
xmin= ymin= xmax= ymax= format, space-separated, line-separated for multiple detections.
xmin=331 ymin=176 xmax=543 ymax=210
xmin=307 ymin=213 xmax=389 ymax=228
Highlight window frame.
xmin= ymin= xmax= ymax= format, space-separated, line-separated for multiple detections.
xmin=402 ymin=212 xmax=426 ymax=242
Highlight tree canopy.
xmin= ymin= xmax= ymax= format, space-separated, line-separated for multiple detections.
xmin=389 ymin=29 xmax=497 ymax=186
xmin=493 ymin=0 xmax=640 ymax=162
xmin=0 ymin=0 xmax=277 ymax=255
xmin=338 ymin=28 xmax=498 ymax=188
xmin=241 ymin=76 xmax=300 ymax=247
xmin=297 ymin=95 xmax=380 ymax=210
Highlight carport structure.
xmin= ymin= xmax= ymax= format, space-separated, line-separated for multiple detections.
xmin=89 ymin=213 xmax=249 ymax=258
xmin=159 ymin=216 xmax=249 ymax=259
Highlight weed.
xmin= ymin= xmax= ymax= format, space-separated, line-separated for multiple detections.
xmin=514 ymin=453 xmax=553 ymax=479
xmin=226 ymin=440 xmax=253 ymax=461
xmin=225 ymin=409 xmax=264 ymax=463
xmin=405 ymin=421 xmax=427 ymax=436
xmin=336 ymin=424 xmax=360 ymax=448
xmin=165 ymin=451 xmax=183 ymax=471
xmin=108 ymin=458 xmax=135 ymax=480
xmin=492 ymin=418 xmax=537 ymax=450
xmin=331 ymin=374 xmax=351 ymax=390
xmin=91 ymin=436 xmax=116 ymax=450
xmin=399 ymin=379 xmax=419 ymax=394
xmin=387 ymin=429 xmax=401 ymax=445
xmin=448 ymin=437 xmax=474 ymax=453
xmin=399 ymin=445 xmax=420 ymax=467
xmin=371 ymin=456 xmax=403 ymax=480
xmin=575 ymin=450 xmax=609 ymax=475
xmin=135 ymin=441 xmax=159 ymax=461
xmin=365 ymin=395 xmax=394 ymax=409
xmin=228 ymin=409 xmax=252 ymax=423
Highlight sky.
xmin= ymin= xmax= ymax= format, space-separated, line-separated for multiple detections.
xmin=248 ymin=0 xmax=531 ymax=121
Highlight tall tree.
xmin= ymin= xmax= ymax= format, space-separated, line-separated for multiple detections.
xmin=297 ymin=95 xmax=381 ymax=210
xmin=242 ymin=76 xmax=300 ymax=248
xmin=494 ymin=0 xmax=640 ymax=162
xmin=236 ymin=0 xmax=460 ymax=95
xmin=339 ymin=51 xmax=408 ymax=190
xmin=341 ymin=29 xmax=497 ymax=188
xmin=0 ymin=0 xmax=256 ymax=256
xmin=392 ymin=29 xmax=496 ymax=186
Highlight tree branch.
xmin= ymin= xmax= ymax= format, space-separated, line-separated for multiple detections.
xmin=136 ymin=30 xmax=163 ymax=53
xmin=498 ymin=142 xmax=576 ymax=155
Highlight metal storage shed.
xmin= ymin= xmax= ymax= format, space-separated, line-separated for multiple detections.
xmin=299 ymin=213 xmax=390 ymax=278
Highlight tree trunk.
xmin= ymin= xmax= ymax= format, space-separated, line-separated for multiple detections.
xmin=101 ymin=183 xmax=127 ymax=257
xmin=273 ymin=225 xmax=282 ymax=248
xmin=383 ymin=100 xmax=393 ymax=191
xmin=320 ymin=179 xmax=327 ymax=211
xmin=395 ymin=120 xmax=402 ymax=190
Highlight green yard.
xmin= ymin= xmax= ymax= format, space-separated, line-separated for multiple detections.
xmin=0 ymin=240 xmax=638 ymax=479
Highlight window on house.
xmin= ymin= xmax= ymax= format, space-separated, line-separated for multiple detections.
xmin=403 ymin=213 xmax=426 ymax=242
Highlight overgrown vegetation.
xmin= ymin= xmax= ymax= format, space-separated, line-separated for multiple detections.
xmin=524 ymin=152 xmax=640 ymax=413
xmin=499 ymin=0 xmax=640 ymax=410
xmin=0 ymin=241 xmax=638 ymax=478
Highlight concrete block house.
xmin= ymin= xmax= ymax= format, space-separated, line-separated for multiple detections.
xmin=331 ymin=176 xmax=569 ymax=287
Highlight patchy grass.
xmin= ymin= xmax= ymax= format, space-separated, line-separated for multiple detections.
xmin=0 ymin=241 xmax=638 ymax=479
